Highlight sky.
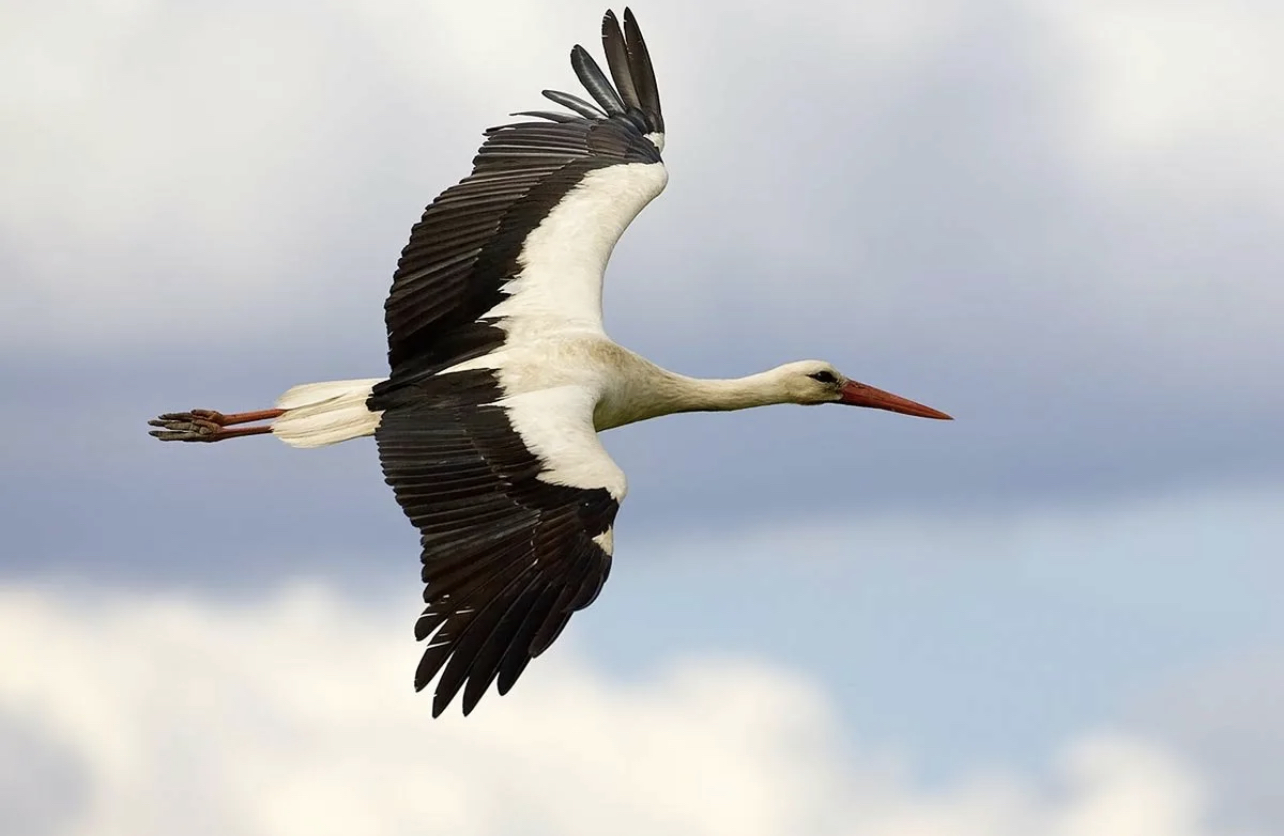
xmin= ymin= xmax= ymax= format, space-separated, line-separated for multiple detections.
xmin=2 ymin=1 xmax=1282 ymax=834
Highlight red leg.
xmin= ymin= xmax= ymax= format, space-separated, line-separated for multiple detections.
xmin=189 ymin=408 xmax=286 ymax=426
xmin=148 ymin=407 xmax=283 ymax=442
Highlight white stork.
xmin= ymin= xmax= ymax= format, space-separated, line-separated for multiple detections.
xmin=150 ymin=8 xmax=951 ymax=717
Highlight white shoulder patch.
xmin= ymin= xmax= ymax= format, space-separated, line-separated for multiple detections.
xmin=484 ymin=161 xmax=668 ymax=343
xmin=499 ymin=384 xmax=627 ymax=501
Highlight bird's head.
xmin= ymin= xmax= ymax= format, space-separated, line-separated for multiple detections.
xmin=776 ymin=360 xmax=952 ymax=419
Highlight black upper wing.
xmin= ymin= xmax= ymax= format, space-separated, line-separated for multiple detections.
xmin=381 ymin=8 xmax=664 ymax=376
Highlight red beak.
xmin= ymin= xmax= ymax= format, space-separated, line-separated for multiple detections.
xmin=839 ymin=380 xmax=953 ymax=420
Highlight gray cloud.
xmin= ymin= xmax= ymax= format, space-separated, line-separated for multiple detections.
xmin=3 ymin=0 xmax=1283 ymax=579
xmin=0 ymin=711 xmax=90 ymax=836
xmin=1129 ymin=652 xmax=1284 ymax=836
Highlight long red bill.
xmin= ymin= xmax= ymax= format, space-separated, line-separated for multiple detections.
xmin=839 ymin=380 xmax=953 ymax=420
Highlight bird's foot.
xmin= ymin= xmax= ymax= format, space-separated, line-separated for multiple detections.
xmin=148 ymin=409 xmax=226 ymax=442
xmin=148 ymin=407 xmax=283 ymax=442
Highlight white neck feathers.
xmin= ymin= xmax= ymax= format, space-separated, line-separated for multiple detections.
xmin=596 ymin=361 xmax=796 ymax=430
xmin=660 ymin=370 xmax=794 ymax=414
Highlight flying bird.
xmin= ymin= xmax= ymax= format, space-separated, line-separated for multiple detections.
xmin=149 ymin=8 xmax=951 ymax=717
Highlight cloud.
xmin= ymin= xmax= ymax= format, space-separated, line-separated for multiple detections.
xmin=7 ymin=1 xmax=1284 ymax=506
xmin=0 ymin=0 xmax=682 ymax=350
xmin=5 ymin=0 xmax=1282 ymax=356
xmin=0 ymin=708 xmax=89 ymax=836
xmin=1040 ymin=0 xmax=1284 ymax=192
xmin=0 ymin=580 xmax=1253 ymax=836
xmin=1 ymin=0 xmax=427 ymax=347
xmin=1130 ymin=650 xmax=1284 ymax=835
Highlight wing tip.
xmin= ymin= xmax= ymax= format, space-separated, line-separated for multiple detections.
xmin=602 ymin=8 xmax=623 ymax=42
xmin=571 ymin=39 xmax=627 ymax=116
xmin=562 ymin=8 xmax=664 ymax=139
xmin=618 ymin=7 xmax=664 ymax=137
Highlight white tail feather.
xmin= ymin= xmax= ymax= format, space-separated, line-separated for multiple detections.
xmin=272 ymin=378 xmax=385 ymax=448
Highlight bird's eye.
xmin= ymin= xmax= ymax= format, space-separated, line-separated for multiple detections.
xmin=808 ymin=371 xmax=838 ymax=384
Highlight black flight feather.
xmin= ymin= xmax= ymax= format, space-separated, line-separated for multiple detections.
xmin=601 ymin=10 xmax=642 ymax=113
xmin=510 ymin=109 xmax=579 ymax=123
xmin=623 ymin=7 xmax=663 ymax=135
xmin=540 ymin=89 xmax=605 ymax=119
xmin=570 ymin=44 xmax=627 ymax=116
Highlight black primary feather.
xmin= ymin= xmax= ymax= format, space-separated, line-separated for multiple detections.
xmin=540 ymin=88 xmax=606 ymax=119
xmin=570 ymin=44 xmax=627 ymax=115
xmin=510 ymin=110 xmax=579 ymax=123
xmin=601 ymin=10 xmax=642 ymax=112
xmin=623 ymin=7 xmax=663 ymax=135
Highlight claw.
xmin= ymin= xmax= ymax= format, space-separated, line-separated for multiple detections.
xmin=149 ymin=429 xmax=206 ymax=441
xmin=148 ymin=412 xmax=222 ymax=442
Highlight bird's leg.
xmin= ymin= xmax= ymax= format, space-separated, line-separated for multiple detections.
xmin=148 ymin=407 xmax=286 ymax=442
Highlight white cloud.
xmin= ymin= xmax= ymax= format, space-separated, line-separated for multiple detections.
xmin=0 ymin=0 xmax=714 ymax=351
xmin=3 ymin=1 xmax=360 ymax=345
xmin=0 ymin=1 xmax=584 ymax=348
xmin=1040 ymin=0 xmax=1284 ymax=195
xmin=1130 ymin=649 xmax=1284 ymax=835
xmin=0 ymin=581 xmax=1247 ymax=836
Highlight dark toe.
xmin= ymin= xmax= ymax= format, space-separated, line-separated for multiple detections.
xmin=147 ymin=414 xmax=221 ymax=441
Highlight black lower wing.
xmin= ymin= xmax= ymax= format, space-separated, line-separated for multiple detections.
xmin=371 ymin=371 xmax=619 ymax=717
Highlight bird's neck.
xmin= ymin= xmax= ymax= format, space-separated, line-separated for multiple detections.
xmin=597 ymin=361 xmax=790 ymax=430
xmin=664 ymin=370 xmax=790 ymax=414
